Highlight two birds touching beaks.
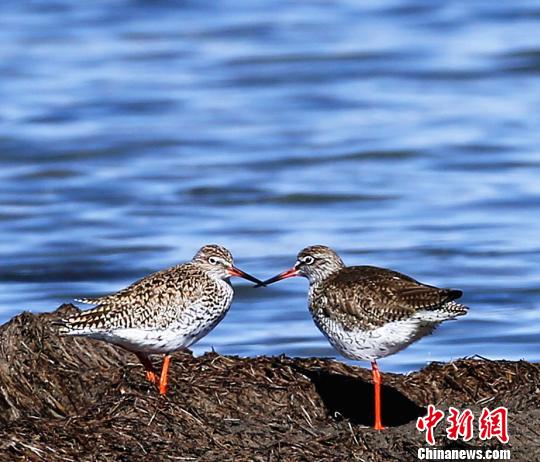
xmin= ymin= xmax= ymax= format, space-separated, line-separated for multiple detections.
xmin=56 ymin=244 xmax=468 ymax=431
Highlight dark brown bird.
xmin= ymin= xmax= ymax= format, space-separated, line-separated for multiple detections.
xmin=260 ymin=245 xmax=468 ymax=430
xmin=56 ymin=245 xmax=263 ymax=394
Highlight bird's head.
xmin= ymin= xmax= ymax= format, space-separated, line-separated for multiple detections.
xmin=259 ymin=245 xmax=345 ymax=286
xmin=192 ymin=244 xmax=263 ymax=285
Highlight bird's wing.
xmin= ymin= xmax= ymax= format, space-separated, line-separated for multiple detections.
xmin=66 ymin=264 xmax=206 ymax=331
xmin=74 ymin=264 xmax=183 ymax=306
xmin=316 ymin=266 xmax=462 ymax=331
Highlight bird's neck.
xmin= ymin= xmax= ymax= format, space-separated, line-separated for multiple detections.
xmin=307 ymin=265 xmax=342 ymax=288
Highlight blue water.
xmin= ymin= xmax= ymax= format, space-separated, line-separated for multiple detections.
xmin=1 ymin=0 xmax=539 ymax=372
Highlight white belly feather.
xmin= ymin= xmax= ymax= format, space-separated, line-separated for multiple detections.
xmin=313 ymin=312 xmax=445 ymax=362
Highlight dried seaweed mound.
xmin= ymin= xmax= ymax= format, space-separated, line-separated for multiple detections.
xmin=0 ymin=305 xmax=538 ymax=461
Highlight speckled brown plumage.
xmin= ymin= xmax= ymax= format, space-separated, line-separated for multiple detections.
xmin=55 ymin=244 xmax=263 ymax=394
xmin=65 ymin=263 xmax=227 ymax=331
xmin=310 ymin=265 xmax=465 ymax=332
xmin=261 ymin=245 xmax=469 ymax=362
xmin=261 ymin=245 xmax=469 ymax=429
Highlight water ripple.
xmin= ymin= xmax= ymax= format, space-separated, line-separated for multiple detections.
xmin=0 ymin=0 xmax=539 ymax=372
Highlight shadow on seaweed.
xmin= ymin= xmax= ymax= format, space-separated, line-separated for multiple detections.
xmin=301 ymin=368 xmax=426 ymax=427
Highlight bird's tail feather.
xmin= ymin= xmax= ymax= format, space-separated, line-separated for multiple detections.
xmin=415 ymin=301 xmax=468 ymax=323
xmin=442 ymin=300 xmax=469 ymax=316
xmin=51 ymin=319 xmax=72 ymax=335
xmin=51 ymin=304 xmax=112 ymax=335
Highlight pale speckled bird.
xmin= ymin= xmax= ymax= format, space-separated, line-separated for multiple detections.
xmin=259 ymin=245 xmax=468 ymax=430
xmin=56 ymin=245 xmax=263 ymax=394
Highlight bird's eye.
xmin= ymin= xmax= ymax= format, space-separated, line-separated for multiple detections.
xmin=303 ymin=256 xmax=315 ymax=265
xmin=209 ymin=257 xmax=219 ymax=265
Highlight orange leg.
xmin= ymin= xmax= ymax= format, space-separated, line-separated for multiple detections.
xmin=371 ymin=360 xmax=385 ymax=430
xmin=159 ymin=355 xmax=172 ymax=395
xmin=135 ymin=352 xmax=157 ymax=384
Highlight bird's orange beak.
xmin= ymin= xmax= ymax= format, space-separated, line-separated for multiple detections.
xmin=226 ymin=266 xmax=265 ymax=285
xmin=255 ymin=267 xmax=300 ymax=287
